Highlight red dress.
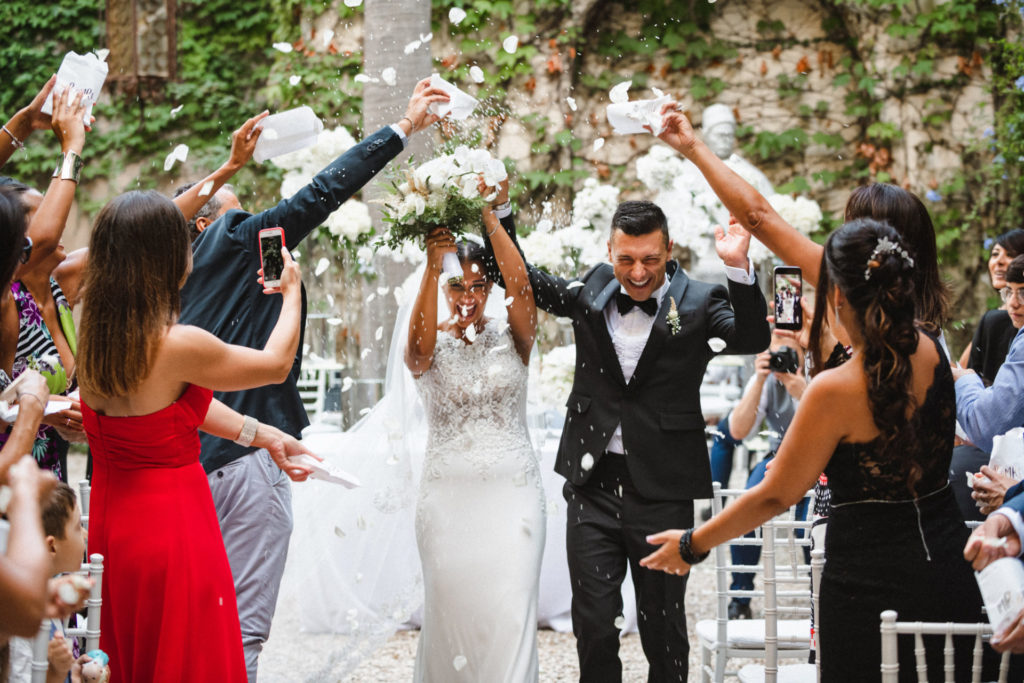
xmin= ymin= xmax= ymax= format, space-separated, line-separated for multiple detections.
xmin=83 ymin=384 xmax=246 ymax=682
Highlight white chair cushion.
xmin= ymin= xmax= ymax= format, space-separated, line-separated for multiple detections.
xmin=696 ymin=618 xmax=812 ymax=649
xmin=737 ymin=663 xmax=817 ymax=683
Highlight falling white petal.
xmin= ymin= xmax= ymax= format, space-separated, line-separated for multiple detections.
xmin=708 ymin=337 xmax=727 ymax=352
xmin=355 ymin=74 xmax=378 ymax=83
xmin=453 ymin=656 xmax=468 ymax=672
xmin=198 ymin=180 xmax=214 ymax=197
xmin=593 ymin=138 xmax=605 ymax=152
xmin=420 ymin=32 xmax=433 ymax=42
xmin=449 ymin=7 xmax=467 ymax=24
xmin=609 ymin=80 xmax=632 ymax=104
xmin=375 ymin=326 xmax=384 ymax=341
xmin=404 ymin=40 xmax=421 ymax=55
xmin=341 ymin=377 xmax=354 ymax=392
xmin=163 ymin=143 xmax=189 ymax=172
xmin=470 ymin=263 xmax=480 ymax=273
xmin=567 ymin=281 xmax=585 ymax=289
xmin=361 ymin=348 xmax=371 ymax=359
xmin=326 ymin=293 xmax=335 ymax=307
xmin=327 ymin=317 xmax=343 ymax=326
xmin=367 ymin=293 xmax=376 ymax=303
xmin=381 ymin=67 xmax=397 ymax=86
xmin=581 ymin=453 xmax=594 ymax=471
xmin=504 ymin=296 xmax=515 ymax=306
xmin=343 ymin=0 xmax=362 ymax=6
xmin=502 ymin=35 xmax=519 ymax=54
xmin=469 ymin=65 xmax=484 ymax=83
xmin=489 ymin=344 xmax=508 ymax=354
xmin=94 ymin=48 xmax=110 ymax=62
xmin=567 ymin=96 xmax=578 ymax=111
xmin=321 ymin=29 xmax=334 ymax=47
xmin=465 ymin=325 xmax=477 ymax=342
xmin=170 ymin=104 xmax=184 ymax=117
xmin=272 ymin=42 xmax=293 ymax=53
xmin=614 ymin=615 xmax=626 ymax=629
xmin=289 ymin=75 xmax=302 ymax=86
xmin=314 ymin=257 xmax=330 ymax=277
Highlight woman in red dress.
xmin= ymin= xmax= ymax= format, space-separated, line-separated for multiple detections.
xmin=76 ymin=191 xmax=315 ymax=682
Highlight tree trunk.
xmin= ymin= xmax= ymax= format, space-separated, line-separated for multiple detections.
xmin=352 ymin=0 xmax=432 ymax=417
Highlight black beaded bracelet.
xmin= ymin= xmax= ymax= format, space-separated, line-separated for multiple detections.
xmin=678 ymin=528 xmax=710 ymax=565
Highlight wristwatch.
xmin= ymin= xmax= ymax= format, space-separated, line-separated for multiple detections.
xmin=52 ymin=151 xmax=84 ymax=183
xmin=678 ymin=527 xmax=710 ymax=565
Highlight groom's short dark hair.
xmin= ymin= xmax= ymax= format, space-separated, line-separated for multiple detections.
xmin=611 ymin=201 xmax=669 ymax=247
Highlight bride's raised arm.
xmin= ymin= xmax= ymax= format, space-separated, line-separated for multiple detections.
xmin=405 ymin=227 xmax=452 ymax=376
xmin=656 ymin=102 xmax=825 ymax=285
xmin=483 ymin=200 xmax=536 ymax=365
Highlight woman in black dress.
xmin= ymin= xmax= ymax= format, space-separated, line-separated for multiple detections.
xmin=642 ymin=218 xmax=989 ymax=681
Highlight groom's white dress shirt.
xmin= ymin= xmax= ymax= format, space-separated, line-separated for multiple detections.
xmin=602 ymin=261 xmax=754 ymax=455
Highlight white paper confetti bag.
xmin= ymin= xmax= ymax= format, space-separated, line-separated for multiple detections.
xmin=42 ymin=51 xmax=109 ymax=126
xmin=253 ymin=106 xmax=324 ymax=163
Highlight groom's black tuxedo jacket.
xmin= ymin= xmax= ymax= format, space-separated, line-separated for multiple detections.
xmin=487 ymin=219 xmax=770 ymax=501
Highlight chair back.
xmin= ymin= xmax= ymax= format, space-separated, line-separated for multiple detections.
xmin=879 ymin=610 xmax=1010 ymax=683
xmin=30 ymin=553 xmax=104 ymax=683
xmin=78 ymin=479 xmax=90 ymax=530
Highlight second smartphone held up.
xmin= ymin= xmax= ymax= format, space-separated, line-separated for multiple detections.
xmin=258 ymin=227 xmax=286 ymax=289
xmin=773 ymin=266 xmax=802 ymax=331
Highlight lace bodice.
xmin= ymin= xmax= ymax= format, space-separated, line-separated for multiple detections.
xmin=414 ymin=318 xmax=535 ymax=480
xmin=824 ymin=333 xmax=954 ymax=505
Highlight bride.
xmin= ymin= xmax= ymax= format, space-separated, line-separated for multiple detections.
xmin=405 ymin=196 xmax=544 ymax=681
xmin=266 ymin=184 xmax=544 ymax=681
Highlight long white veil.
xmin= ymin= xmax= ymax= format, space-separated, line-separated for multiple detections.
xmin=261 ymin=255 xmax=508 ymax=681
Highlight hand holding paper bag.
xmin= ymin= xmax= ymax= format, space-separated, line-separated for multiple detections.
xmin=427 ymin=74 xmax=479 ymax=120
xmin=606 ymin=94 xmax=673 ymax=136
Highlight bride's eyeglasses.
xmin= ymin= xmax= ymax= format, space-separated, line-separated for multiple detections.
xmin=999 ymin=286 xmax=1024 ymax=305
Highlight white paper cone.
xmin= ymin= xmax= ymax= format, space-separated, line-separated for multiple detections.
xmin=606 ymin=95 xmax=672 ymax=136
xmin=442 ymin=252 xmax=463 ymax=280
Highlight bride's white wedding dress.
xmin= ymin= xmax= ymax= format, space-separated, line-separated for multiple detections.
xmin=413 ymin=318 xmax=546 ymax=682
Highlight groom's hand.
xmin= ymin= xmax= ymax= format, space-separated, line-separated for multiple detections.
xmin=714 ymin=214 xmax=751 ymax=269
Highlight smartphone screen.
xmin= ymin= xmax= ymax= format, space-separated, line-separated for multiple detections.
xmin=773 ymin=266 xmax=802 ymax=331
xmin=260 ymin=230 xmax=285 ymax=285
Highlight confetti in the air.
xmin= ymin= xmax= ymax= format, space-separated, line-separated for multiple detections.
xmin=609 ymin=80 xmax=632 ymax=104
xmin=289 ymin=75 xmax=302 ymax=86
xmin=449 ymin=7 xmax=467 ymax=24
xmin=198 ymin=180 xmax=214 ymax=197
xmin=453 ymin=656 xmax=468 ymax=672
xmin=404 ymin=40 xmax=422 ymax=55
xmin=593 ymin=138 xmax=605 ymax=152
xmin=567 ymin=97 xmax=577 ymax=111
xmin=502 ymin=35 xmax=519 ymax=54
xmin=170 ymin=104 xmax=184 ymax=117
xmin=314 ymin=258 xmax=330 ymax=277
xmin=469 ymin=66 xmax=484 ymax=83
xmin=343 ymin=0 xmax=362 ymax=7
xmin=272 ymin=42 xmax=293 ymax=53
xmin=581 ymin=453 xmax=594 ymax=471
xmin=382 ymin=67 xmax=397 ymax=86
xmin=163 ymin=144 xmax=189 ymax=172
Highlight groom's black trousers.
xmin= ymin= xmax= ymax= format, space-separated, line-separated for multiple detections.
xmin=564 ymin=452 xmax=693 ymax=683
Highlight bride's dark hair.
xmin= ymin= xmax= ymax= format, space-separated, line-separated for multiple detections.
xmin=809 ymin=218 xmax=920 ymax=467
xmin=455 ymin=239 xmax=489 ymax=277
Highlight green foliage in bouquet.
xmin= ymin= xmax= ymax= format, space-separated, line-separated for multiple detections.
xmin=377 ymin=176 xmax=487 ymax=251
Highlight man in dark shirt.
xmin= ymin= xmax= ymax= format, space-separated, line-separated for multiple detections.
xmin=177 ymin=80 xmax=446 ymax=680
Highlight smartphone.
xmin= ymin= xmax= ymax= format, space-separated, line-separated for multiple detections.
xmin=773 ymin=266 xmax=802 ymax=331
xmin=258 ymin=227 xmax=286 ymax=289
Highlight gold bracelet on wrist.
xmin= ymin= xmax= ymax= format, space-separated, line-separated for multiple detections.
xmin=52 ymin=151 xmax=84 ymax=183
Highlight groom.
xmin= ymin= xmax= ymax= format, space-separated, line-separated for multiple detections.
xmin=485 ymin=199 xmax=769 ymax=681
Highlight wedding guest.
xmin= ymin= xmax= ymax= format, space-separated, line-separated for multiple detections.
xmin=958 ymin=230 xmax=1024 ymax=375
xmin=643 ymin=219 xmax=989 ymax=680
xmin=724 ymin=330 xmax=807 ymax=621
xmin=174 ymin=79 xmax=447 ymax=679
xmin=6 ymin=482 xmax=90 ymax=683
xmin=655 ymin=103 xmax=949 ymax=339
xmin=76 ymin=190 xmax=316 ymax=681
xmin=485 ymin=199 xmax=770 ymax=681
xmin=0 ymin=88 xmax=91 ymax=480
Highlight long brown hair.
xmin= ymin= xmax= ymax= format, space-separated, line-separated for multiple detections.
xmin=809 ymin=218 xmax=922 ymax=486
xmin=77 ymin=191 xmax=191 ymax=398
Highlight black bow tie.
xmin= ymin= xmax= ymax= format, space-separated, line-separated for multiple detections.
xmin=616 ymin=292 xmax=659 ymax=317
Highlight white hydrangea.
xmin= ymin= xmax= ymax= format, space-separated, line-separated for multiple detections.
xmin=520 ymin=229 xmax=568 ymax=273
xmin=768 ymin=194 xmax=822 ymax=236
xmin=273 ymin=126 xmax=358 ymax=177
xmin=635 ymin=145 xmax=687 ymax=193
xmin=571 ymin=178 xmax=619 ymax=233
xmin=534 ymin=344 xmax=577 ymax=408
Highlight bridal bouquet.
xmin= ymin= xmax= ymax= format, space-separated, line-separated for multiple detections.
xmin=377 ymin=146 xmax=507 ymax=278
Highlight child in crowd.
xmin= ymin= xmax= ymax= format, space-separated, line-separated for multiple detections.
xmin=8 ymin=482 xmax=91 ymax=683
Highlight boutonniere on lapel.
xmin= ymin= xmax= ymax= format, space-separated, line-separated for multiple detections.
xmin=667 ymin=297 xmax=681 ymax=335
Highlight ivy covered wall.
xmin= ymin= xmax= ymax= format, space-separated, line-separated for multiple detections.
xmin=1 ymin=0 xmax=1021 ymax=349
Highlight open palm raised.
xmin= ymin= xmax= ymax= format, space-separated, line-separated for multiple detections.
xmin=714 ymin=215 xmax=752 ymax=269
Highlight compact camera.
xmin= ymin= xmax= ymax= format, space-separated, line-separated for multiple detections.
xmin=768 ymin=346 xmax=800 ymax=374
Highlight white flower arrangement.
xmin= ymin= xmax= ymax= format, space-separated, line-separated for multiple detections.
xmin=571 ymin=178 xmax=620 ymax=234
xmin=534 ymin=344 xmax=577 ymax=408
